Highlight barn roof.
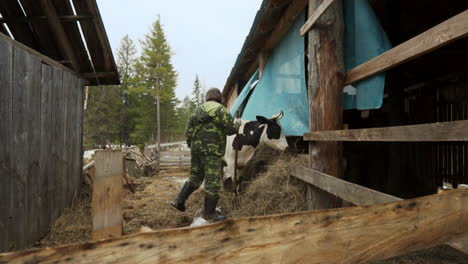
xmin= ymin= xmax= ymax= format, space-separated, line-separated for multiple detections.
xmin=0 ymin=0 xmax=119 ymax=85
xmin=222 ymin=0 xmax=307 ymax=101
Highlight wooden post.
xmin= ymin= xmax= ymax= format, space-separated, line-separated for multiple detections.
xmin=92 ymin=150 xmax=123 ymax=240
xmin=306 ymin=0 xmax=345 ymax=210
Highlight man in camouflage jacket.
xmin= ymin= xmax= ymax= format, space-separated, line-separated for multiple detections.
xmin=171 ymin=88 xmax=238 ymax=221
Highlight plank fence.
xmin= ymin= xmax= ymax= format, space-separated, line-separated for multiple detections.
xmin=0 ymin=34 xmax=84 ymax=252
xmin=159 ymin=151 xmax=191 ymax=168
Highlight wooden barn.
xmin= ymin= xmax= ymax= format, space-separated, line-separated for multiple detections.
xmin=223 ymin=0 xmax=468 ymax=202
xmin=0 ymin=0 xmax=467 ymax=263
xmin=0 ymin=0 xmax=119 ymax=251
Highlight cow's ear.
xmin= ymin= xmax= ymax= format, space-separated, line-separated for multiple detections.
xmin=256 ymin=116 xmax=268 ymax=124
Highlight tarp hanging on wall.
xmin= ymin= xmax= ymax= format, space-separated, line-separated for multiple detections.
xmin=233 ymin=11 xmax=308 ymax=136
xmin=230 ymin=70 xmax=259 ymax=117
xmin=343 ymin=0 xmax=392 ymax=110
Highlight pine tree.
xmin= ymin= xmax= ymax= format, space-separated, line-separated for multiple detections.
xmin=115 ymin=35 xmax=138 ymax=146
xmin=192 ymin=74 xmax=202 ymax=107
xmin=130 ymin=17 xmax=179 ymax=145
xmin=84 ymin=85 xmax=121 ymax=148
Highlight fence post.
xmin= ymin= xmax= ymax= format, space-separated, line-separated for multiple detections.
xmin=92 ymin=150 xmax=123 ymax=240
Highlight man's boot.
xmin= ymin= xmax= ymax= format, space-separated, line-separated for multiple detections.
xmin=203 ymin=194 xmax=227 ymax=222
xmin=171 ymin=181 xmax=197 ymax=212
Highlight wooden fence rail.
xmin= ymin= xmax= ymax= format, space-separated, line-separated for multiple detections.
xmin=291 ymin=166 xmax=468 ymax=253
xmin=303 ymin=120 xmax=468 ymax=142
xmin=345 ymin=10 xmax=468 ymax=85
xmin=1 ymin=189 xmax=467 ymax=264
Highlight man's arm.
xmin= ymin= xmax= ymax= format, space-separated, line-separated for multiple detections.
xmin=220 ymin=108 xmax=238 ymax=136
xmin=185 ymin=115 xmax=195 ymax=148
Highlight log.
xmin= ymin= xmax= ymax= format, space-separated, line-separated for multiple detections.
xmin=306 ymin=0 xmax=345 ymax=210
xmin=1 ymin=189 xmax=467 ymax=264
xmin=303 ymin=120 xmax=468 ymax=142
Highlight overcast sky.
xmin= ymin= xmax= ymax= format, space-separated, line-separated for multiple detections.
xmin=96 ymin=0 xmax=263 ymax=100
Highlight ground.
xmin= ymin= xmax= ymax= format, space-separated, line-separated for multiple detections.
xmin=38 ymin=156 xmax=467 ymax=263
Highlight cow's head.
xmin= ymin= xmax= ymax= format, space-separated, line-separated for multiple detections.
xmin=256 ymin=110 xmax=288 ymax=152
xmin=231 ymin=110 xmax=289 ymax=154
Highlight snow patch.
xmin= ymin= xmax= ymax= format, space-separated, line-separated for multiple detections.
xmin=190 ymin=217 xmax=209 ymax=227
xmin=83 ymin=149 xmax=98 ymax=160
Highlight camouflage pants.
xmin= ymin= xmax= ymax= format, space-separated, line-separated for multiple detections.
xmin=188 ymin=153 xmax=222 ymax=196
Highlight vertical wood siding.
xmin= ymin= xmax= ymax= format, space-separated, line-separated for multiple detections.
xmin=0 ymin=35 xmax=84 ymax=252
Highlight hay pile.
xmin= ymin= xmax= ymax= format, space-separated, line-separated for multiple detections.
xmin=219 ymin=152 xmax=308 ymax=218
xmin=39 ymin=195 xmax=91 ymax=247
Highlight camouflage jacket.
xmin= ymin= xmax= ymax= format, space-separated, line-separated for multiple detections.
xmin=186 ymin=101 xmax=237 ymax=156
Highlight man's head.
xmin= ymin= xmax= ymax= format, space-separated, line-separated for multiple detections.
xmin=205 ymin=88 xmax=222 ymax=103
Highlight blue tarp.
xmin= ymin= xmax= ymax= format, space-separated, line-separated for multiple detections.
xmin=229 ymin=70 xmax=259 ymax=117
xmin=229 ymin=1 xmax=392 ymax=135
xmin=231 ymin=11 xmax=309 ymax=136
xmin=343 ymin=0 xmax=392 ymax=110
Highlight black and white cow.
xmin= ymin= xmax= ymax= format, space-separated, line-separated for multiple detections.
xmin=222 ymin=111 xmax=288 ymax=189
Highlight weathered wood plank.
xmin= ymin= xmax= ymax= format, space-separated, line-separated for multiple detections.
xmin=345 ymin=10 xmax=468 ymax=85
xmin=62 ymin=71 xmax=72 ymax=207
xmin=304 ymin=120 xmax=468 ymax=142
xmin=39 ymin=64 xmax=53 ymax=239
xmin=1 ymin=189 xmax=467 ymax=264
xmin=11 ymin=47 xmax=30 ymax=249
xmin=70 ymin=76 xmax=79 ymax=198
xmin=291 ymin=166 xmax=468 ymax=253
xmin=92 ymin=150 xmax=123 ymax=240
xmin=0 ymin=34 xmax=13 ymax=252
xmin=50 ymin=67 xmax=63 ymax=222
xmin=306 ymin=0 xmax=345 ymax=210
xmin=27 ymin=52 xmax=42 ymax=245
xmin=292 ymin=166 xmax=401 ymax=205
xmin=0 ymin=32 xmax=77 ymax=78
xmin=76 ymin=79 xmax=85 ymax=195
xmin=299 ymin=0 xmax=335 ymax=36
xmin=159 ymin=152 xmax=191 ymax=157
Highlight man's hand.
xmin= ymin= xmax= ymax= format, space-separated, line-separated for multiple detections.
xmin=234 ymin=118 xmax=242 ymax=127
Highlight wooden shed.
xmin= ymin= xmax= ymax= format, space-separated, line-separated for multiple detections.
xmin=0 ymin=0 xmax=119 ymax=251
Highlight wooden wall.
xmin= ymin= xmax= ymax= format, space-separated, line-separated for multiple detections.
xmin=0 ymin=34 xmax=84 ymax=252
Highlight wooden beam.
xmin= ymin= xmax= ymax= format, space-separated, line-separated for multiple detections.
xmin=71 ymin=0 xmax=120 ymax=84
xmin=40 ymin=0 xmax=80 ymax=71
xmin=292 ymin=166 xmax=401 ymax=205
xmin=300 ymin=0 xmax=335 ymax=36
xmin=83 ymin=72 xmax=116 ymax=79
xmin=92 ymin=150 xmax=123 ymax=240
xmin=263 ymin=0 xmax=308 ymax=51
xmin=304 ymin=120 xmax=468 ymax=142
xmin=50 ymin=0 xmax=95 ymax=78
xmin=258 ymin=50 xmax=268 ymax=78
xmin=0 ymin=15 xmax=93 ymax=23
xmin=1 ymin=189 xmax=467 ymax=263
xmin=306 ymin=0 xmax=345 ymax=210
xmin=0 ymin=1 xmax=38 ymax=50
xmin=345 ymin=10 xmax=468 ymax=85
xmin=291 ymin=166 xmax=468 ymax=254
